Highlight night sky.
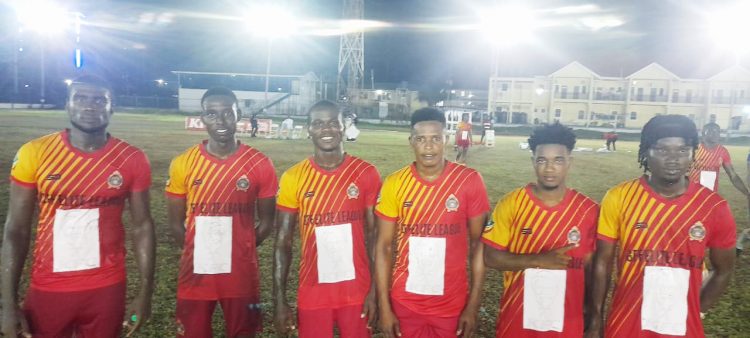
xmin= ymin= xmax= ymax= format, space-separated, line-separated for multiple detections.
xmin=0 ymin=0 xmax=747 ymax=103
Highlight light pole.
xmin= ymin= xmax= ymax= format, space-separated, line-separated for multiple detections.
xmin=14 ymin=0 xmax=72 ymax=107
xmin=245 ymin=5 xmax=297 ymax=110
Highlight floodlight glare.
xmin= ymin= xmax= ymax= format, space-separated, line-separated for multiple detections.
xmin=706 ymin=2 xmax=750 ymax=55
xmin=245 ymin=5 xmax=297 ymax=38
xmin=64 ymin=79 xmax=73 ymax=86
xmin=477 ymin=5 xmax=536 ymax=47
xmin=14 ymin=0 xmax=69 ymax=34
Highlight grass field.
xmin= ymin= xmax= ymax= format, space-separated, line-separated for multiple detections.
xmin=1 ymin=109 xmax=750 ymax=337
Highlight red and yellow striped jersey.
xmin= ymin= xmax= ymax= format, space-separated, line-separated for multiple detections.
xmin=375 ymin=161 xmax=490 ymax=317
xmin=687 ymin=143 xmax=731 ymax=191
xmin=277 ymin=155 xmax=381 ymax=310
xmin=598 ymin=177 xmax=735 ymax=338
xmin=165 ymin=141 xmax=277 ymax=300
xmin=482 ymin=185 xmax=598 ymax=338
xmin=10 ymin=130 xmax=151 ymax=292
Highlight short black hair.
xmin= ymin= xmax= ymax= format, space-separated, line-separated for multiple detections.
xmin=201 ymin=87 xmax=237 ymax=106
xmin=410 ymin=107 xmax=445 ymax=128
xmin=638 ymin=114 xmax=699 ymax=172
xmin=307 ymin=100 xmax=341 ymax=123
xmin=67 ymin=74 xmax=113 ymax=100
xmin=703 ymin=122 xmax=720 ymax=131
xmin=528 ymin=122 xmax=577 ymax=152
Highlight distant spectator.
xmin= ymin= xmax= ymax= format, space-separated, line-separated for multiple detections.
xmin=604 ymin=131 xmax=618 ymax=151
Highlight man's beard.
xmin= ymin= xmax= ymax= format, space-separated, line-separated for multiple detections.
xmin=71 ymin=120 xmax=108 ymax=134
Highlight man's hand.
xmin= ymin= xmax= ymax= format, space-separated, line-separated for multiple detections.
xmin=379 ymin=308 xmax=401 ymax=338
xmin=456 ymin=306 xmax=479 ymax=337
xmin=123 ymin=293 xmax=152 ymax=337
xmin=274 ymin=302 xmax=295 ymax=336
xmin=532 ymin=244 xmax=576 ymax=269
xmin=361 ymin=288 xmax=377 ymax=329
xmin=1 ymin=305 xmax=31 ymax=338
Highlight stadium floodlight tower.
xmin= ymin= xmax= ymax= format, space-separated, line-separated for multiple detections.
xmin=14 ymin=0 xmax=72 ymax=107
xmin=336 ymin=0 xmax=365 ymax=102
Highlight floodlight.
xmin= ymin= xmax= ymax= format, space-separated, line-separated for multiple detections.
xmin=477 ymin=5 xmax=536 ymax=47
xmin=14 ymin=0 xmax=69 ymax=34
xmin=706 ymin=2 xmax=750 ymax=55
xmin=245 ymin=5 xmax=297 ymax=38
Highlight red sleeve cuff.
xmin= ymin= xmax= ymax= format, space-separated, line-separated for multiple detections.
xmin=165 ymin=191 xmax=186 ymax=199
xmin=597 ymin=233 xmax=617 ymax=242
xmin=10 ymin=176 xmax=36 ymax=189
xmin=374 ymin=209 xmax=398 ymax=222
xmin=481 ymin=237 xmax=507 ymax=251
xmin=276 ymin=204 xmax=298 ymax=213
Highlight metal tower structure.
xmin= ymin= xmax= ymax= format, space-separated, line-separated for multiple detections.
xmin=336 ymin=0 xmax=364 ymax=101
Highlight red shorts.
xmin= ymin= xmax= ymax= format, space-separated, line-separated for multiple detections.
xmin=23 ymin=281 xmax=126 ymax=338
xmin=392 ymin=300 xmax=459 ymax=338
xmin=176 ymin=297 xmax=262 ymax=338
xmin=298 ymin=304 xmax=370 ymax=338
xmin=456 ymin=139 xmax=470 ymax=148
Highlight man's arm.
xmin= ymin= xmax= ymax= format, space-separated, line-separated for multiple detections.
xmin=700 ymin=247 xmax=735 ymax=312
xmin=124 ymin=189 xmax=156 ymax=337
xmin=166 ymin=197 xmax=187 ymax=248
xmin=722 ymin=162 xmax=750 ymax=196
xmin=255 ymin=197 xmax=276 ymax=246
xmin=375 ymin=217 xmax=400 ymax=338
xmin=484 ymin=244 xmax=576 ymax=271
xmin=273 ymin=210 xmax=297 ymax=335
xmin=362 ymin=206 xmax=378 ymax=328
xmin=584 ymin=240 xmax=616 ymax=338
xmin=457 ymin=213 xmax=488 ymax=337
xmin=1 ymin=184 xmax=36 ymax=337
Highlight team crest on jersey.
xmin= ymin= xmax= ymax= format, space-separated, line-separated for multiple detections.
xmin=347 ymin=182 xmax=360 ymax=199
xmin=107 ymin=171 xmax=123 ymax=189
xmin=483 ymin=219 xmax=495 ymax=233
xmin=236 ymin=175 xmax=250 ymax=192
xmin=445 ymin=194 xmax=459 ymax=212
xmin=689 ymin=222 xmax=706 ymax=241
xmin=567 ymin=226 xmax=581 ymax=245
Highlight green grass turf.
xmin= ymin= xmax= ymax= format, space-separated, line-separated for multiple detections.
xmin=1 ymin=109 xmax=749 ymax=337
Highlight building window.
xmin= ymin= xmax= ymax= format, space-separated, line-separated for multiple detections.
xmin=578 ymin=110 xmax=585 ymax=119
xmin=590 ymin=111 xmax=596 ymax=120
xmin=630 ymin=111 xmax=637 ymax=120
xmin=554 ymin=85 xmax=559 ymax=93
xmin=716 ymin=89 xmax=723 ymax=98
xmin=561 ymin=86 xmax=568 ymax=99
xmin=582 ymin=86 xmax=587 ymax=94
xmin=555 ymin=109 xmax=561 ymax=118
xmin=740 ymin=90 xmax=746 ymax=98
xmin=637 ymin=88 xmax=644 ymax=101
xmin=672 ymin=89 xmax=679 ymax=102
xmin=573 ymin=86 xmax=580 ymax=99
xmin=541 ymin=108 xmax=546 ymax=113
xmin=501 ymin=83 xmax=508 ymax=91
xmin=686 ymin=89 xmax=693 ymax=103
xmin=658 ymin=88 xmax=665 ymax=96
xmin=650 ymin=88 xmax=657 ymax=101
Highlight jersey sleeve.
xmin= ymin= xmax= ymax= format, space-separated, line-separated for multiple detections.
xmin=481 ymin=192 xmax=515 ymax=251
xmin=374 ymin=175 xmax=399 ymax=222
xmin=597 ymin=187 xmax=621 ymax=242
xmin=9 ymin=142 xmax=38 ymax=188
xmin=130 ymin=151 xmax=152 ymax=192
xmin=466 ymin=171 xmax=490 ymax=218
xmin=362 ymin=165 xmax=382 ymax=207
xmin=720 ymin=146 xmax=732 ymax=165
xmin=705 ymin=201 xmax=736 ymax=249
xmin=276 ymin=168 xmax=299 ymax=212
xmin=165 ymin=155 xmax=188 ymax=199
xmin=256 ymin=156 xmax=278 ymax=199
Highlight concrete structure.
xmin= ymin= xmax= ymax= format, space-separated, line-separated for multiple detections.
xmin=488 ymin=62 xmax=750 ymax=131
xmin=172 ymin=71 xmax=320 ymax=115
xmin=347 ymin=87 xmax=425 ymax=121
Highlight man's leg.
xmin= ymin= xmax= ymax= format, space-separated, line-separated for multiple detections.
xmin=219 ymin=297 xmax=262 ymax=338
xmin=333 ymin=304 xmax=370 ymax=338
xmin=23 ymin=287 xmax=78 ymax=338
xmin=176 ymin=298 xmax=217 ymax=338
xmin=74 ymin=282 xmax=126 ymax=338
xmin=298 ymin=307 xmax=335 ymax=338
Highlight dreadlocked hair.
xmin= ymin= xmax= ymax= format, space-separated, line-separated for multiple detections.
xmin=528 ymin=122 xmax=577 ymax=152
xmin=638 ymin=114 xmax=699 ymax=172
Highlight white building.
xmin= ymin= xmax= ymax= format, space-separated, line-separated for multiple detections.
xmin=488 ymin=62 xmax=750 ymax=131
